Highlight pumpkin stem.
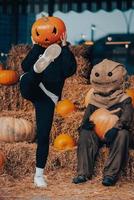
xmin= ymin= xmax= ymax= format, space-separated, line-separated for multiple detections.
xmin=110 ymin=108 xmax=121 ymax=114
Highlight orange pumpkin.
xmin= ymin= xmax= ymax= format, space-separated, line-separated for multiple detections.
xmin=90 ymin=108 xmax=119 ymax=139
xmin=126 ymin=88 xmax=134 ymax=107
xmin=0 ymin=151 xmax=5 ymax=170
xmin=54 ymin=134 xmax=75 ymax=150
xmin=0 ymin=69 xmax=19 ymax=85
xmin=56 ymin=99 xmax=75 ymax=117
xmin=31 ymin=16 xmax=66 ymax=47
xmin=85 ymin=88 xmax=94 ymax=107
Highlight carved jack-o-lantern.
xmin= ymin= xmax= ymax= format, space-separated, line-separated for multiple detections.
xmin=31 ymin=16 xmax=66 ymax=47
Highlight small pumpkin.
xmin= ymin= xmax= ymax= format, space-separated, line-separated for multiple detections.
xmin=85 ymin=88 xmax=94 ymax=107
xmin=54 ymin=133 xmax=75 ymax=150
xmin=90 ymin=108 xmax=119 ymax=139
xmin=31 ymin=16 xmax=66 ymax=47
xmin=126 ymin=88 xmax=134 ymax=107
xmin=0 ymin=151 xmax=5 ymax=170
xmin=0 ymin=117 xmax=35 ymax=143
xmin=0 ymin=69 xmax=19 ymax=85
xmin=56 ymin=99 xmax=75 ymax=117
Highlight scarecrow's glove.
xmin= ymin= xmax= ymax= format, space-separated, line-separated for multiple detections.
xmin=105 ymin=127 xmax=119 ymax=145
xmin=78 ymin=119 xmax=95 ymax=132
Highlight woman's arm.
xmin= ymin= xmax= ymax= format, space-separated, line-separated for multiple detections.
xmin=61 ymin=45 xmax=77 ymax=78
xmin=60 ymin=32 xmax=77 ymax=78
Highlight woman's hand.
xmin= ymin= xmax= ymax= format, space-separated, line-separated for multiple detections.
xmin=60 ymin=32 xmax=67 ymax=47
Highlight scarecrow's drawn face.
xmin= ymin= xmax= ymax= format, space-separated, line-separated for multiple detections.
xmin=31 ymin=16 xmax=66 ymax=47
xmin=90 ymin=59 xmax=127 ymax=95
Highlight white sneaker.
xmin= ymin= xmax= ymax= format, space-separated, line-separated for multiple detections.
xmin=34 ymin=44 xmax=62 ymax=73
xmin=34 ymin=175 xmax=47 ymax=188
xmin=43 ymin=43 xmax=62 ymax=61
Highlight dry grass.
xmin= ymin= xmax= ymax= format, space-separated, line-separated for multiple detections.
xmin=0 ymin=169 xmax=134 ymax=200
xmin=0 ymin=143 xmax=134 ymax=199
xmin=0 ymin=142 xmax=134 ymax=180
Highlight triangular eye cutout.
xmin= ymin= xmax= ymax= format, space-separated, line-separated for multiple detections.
xmin=52 ymin=27 xmax=57 ymax=34
xmin=36 ymin=29 xmax=39 ymax=36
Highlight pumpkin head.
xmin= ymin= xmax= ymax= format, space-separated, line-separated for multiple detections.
xmin=0 ymin=117 xmax=35 ymax=143
xmin=126 ymin=88 xmax=134 ymax=107
xmin=31 ymin=16 xmax=66 ymax=47
xmin=0 ymin=151 xmax=5 ymax=170
xmin=90 ymin=108 xmax=119 ymax=139
xmin=56 ymin=99 xmax=75 ymax=117
xmin=54 ymin=134 xmax=75 ymax=150
xmin=90 ymin=59 xmax=127 ymax=95
xmin=0 ymin=69 xmax=19 ymax=85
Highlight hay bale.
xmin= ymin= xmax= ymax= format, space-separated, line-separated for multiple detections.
xmin=51 ymin=111 xmax=83 ymax=144
xmin=62 ymin=81 xmax=91 ymax=109
xmin=6 ymin=44 xmax=32 ymax=75
xmin=70 ymin=44 xmax=92 ymax=60
xmin=0 ymin=84 xmax=34 ymax=112
xmin=0 ymin=142 xmax=35 ymax=178
xmin=57 ymin=111 xmax=84 ymax=142
xmin=0 ymin=142 xmax=134 ymax=181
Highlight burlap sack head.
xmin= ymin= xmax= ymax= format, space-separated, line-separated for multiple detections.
xmin=90 ymin=59 xmax=127 ymax=95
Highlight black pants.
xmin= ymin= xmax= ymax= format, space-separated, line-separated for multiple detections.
xmin=77 ymin=129 xmax=129 ymax=179
xmin=20 ymin=70 xmax=55 ymax=168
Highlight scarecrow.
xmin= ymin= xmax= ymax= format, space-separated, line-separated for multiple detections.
xmin=73 ymin=59 xmax=133 ymax=186
xmin=20 ymin=17 xmax=77 ymax=187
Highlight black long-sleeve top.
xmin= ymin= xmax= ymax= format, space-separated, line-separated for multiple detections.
xmin=21 ymin=44 xmax=77 ymax=100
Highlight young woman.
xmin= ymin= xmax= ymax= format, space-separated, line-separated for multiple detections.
xmin=20 ymin=33 xmax=77 ymax=187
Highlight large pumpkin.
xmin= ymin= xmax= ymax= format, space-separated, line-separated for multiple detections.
xmin=56 ymin=99 xmax=75 ymax=117
xmin=0 ymin=117 xmax=35 ymax=143
xmin=90 ymin=108 xmax=119 ymax=139
xmin=126 ymin=88 xmax=134 ymax=107
xmin=31 ymin=16 xmax=66 ymax=47
xmin=54 ymin=134 xmax=75 ymax=150
xmin=0 ymin=69 xmax=19 ymax=85
xmin=0 ymin=151 xmax=5 ymax=170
